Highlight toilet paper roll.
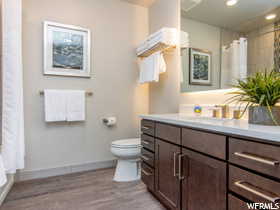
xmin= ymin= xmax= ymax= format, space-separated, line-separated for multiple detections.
xmin=103 ymin=117 xmax=117 ymax=126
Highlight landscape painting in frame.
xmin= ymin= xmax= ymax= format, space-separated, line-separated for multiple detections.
xmin=189 ymin=48 xmax=212 ymax=85
xmin=44 ymin=21 xmax=91 ymax=77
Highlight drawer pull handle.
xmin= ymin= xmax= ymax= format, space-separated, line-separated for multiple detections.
xmin=234 ymin=181 xmax=280 ymax=203
xmin=173 ymin=152 xmax=180 ymax=177
xmin=142 ymin=140 xmax=150 ymax=145
xmin=178 ymin=154 xmax=186 ymax=180
xmin=141 ymin=155 xmax=150 ymax=161
xmin=234 ymin=152 xmax=280 ymax=166
xmin=141 ymin=169 xmax=152 ymax=176
xmin=141 ymin=126 xmax=151 ymax=130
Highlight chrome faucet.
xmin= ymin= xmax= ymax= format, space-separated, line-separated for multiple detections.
xmin=215 ymin=105 xmax=230 ymax=118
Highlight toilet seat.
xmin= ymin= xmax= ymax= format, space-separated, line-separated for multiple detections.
xmin=111 ymin=138 xmax=141 ymax=149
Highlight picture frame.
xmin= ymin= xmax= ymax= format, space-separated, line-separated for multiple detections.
xmin=189 ymin=48 xmax=212 ymax=85
xmin=44 ymin=21 xmax=91 ymax=77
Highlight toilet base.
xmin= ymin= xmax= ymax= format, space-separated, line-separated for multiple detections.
xmin=113 ymin=159 xmax=141 ymax=182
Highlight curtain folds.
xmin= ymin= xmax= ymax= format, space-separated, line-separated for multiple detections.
xmin=0 ymin=0 xmax=25 ymax=186
xmin=221 ymin=37 xmax=247 ymax=87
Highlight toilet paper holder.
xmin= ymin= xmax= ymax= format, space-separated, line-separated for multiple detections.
xmin=102 ymin=117 xmax=117 ymax=126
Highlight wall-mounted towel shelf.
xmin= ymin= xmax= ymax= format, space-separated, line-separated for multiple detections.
xmin=137 ymin=42 xmax=176 ymax=58
xmin=39 ymin=90 xmax=93 ymax=96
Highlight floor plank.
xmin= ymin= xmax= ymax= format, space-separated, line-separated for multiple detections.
xmin=1 ymin=168 xmax=165 ymax=210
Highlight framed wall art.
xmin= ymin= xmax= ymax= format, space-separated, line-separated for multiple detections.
xmin=189 ymin=48 xmax=212 ymax=85
xmin=44 ymin=21 xmax=91 ymax=77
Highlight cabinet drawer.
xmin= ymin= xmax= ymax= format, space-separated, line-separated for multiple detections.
xmin=141 ymin=120 xmax=155 ymax=136
xmin=141 ymin=162 xmax=154 ymax=191
xmin=229 ymin=165 xmax=280 ymax=204
xmin=229 ymin=138 xmax=280 ymax=179
xmin=155 ymin=123 xmax=181 ymax=145
xmin=182 ymin=128 xmax=226 ymax=159
xmin=228 ymin=195 xmax=251 ymax=210
xmin=141 ymin=148 xmax=154 ymax=168
xmin=141 ymin=134 xmax=155 ymax=152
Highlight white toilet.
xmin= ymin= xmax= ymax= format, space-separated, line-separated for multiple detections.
xmin=111 ymin=138 xmax=141 ymax=182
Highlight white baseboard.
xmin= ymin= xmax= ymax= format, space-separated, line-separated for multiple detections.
xmin=0 ymin=174 xmax=14 ymax=205
xmin=16 ymin=159 xmax=116 ymax=182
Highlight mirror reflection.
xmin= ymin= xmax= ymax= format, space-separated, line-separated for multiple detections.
xmin=180 ymin=0 xmax=280 ymax=92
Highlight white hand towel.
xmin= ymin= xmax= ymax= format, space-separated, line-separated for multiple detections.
xmin=66 ymin=90 xmax=85 ymax=122
xmin=139 ymin=55 xmax=154 ymax=83
xmin=158 ymin=52 xmax=166 ymax=74
xmin=44 ymin=89 xmax=67 ymax=122
xmin=139 ymin=52 xmax=166 ymax=84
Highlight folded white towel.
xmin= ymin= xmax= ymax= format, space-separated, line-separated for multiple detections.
xmin=44 ymin=89 xmax=86 ymax=122
xmin=66 ymin=90 xmax=85 ymax=122
xmin=148 ymin=29 xmax=178 ymax=47
xmin=136 ymin=41 xmax=149 ymax=55
xmin=44 ymin=89 xmax=67 ymax=122
xmin=136 ymin=27 xmax=179 ymax=56
xmin=149 ymin=28 xmax=178 ymax=41
xmin=139 ymin=52 xmax=166 ymax=84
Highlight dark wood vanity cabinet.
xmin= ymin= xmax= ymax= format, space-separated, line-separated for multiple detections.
xmin=155 ymin=139 xmax=181 ymax=210
xmin=181 ymin=148 xmax=226 ymax=210
xmin=228 ymin=195 xmax=251 ymax=210
xmin=141 ymin=120 xmax=156 ymax=192
xmin=140 ymin=119 xmax=280 ymax=210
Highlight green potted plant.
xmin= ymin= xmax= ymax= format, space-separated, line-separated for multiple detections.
xmin=228 ymin=70 xmax=280 ymax=126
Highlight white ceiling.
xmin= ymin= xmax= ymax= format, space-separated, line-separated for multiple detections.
xmin=121 ymin=0 xmax=156 ymax=7
xmin=181 ymin=0 xmax=280 ymax=33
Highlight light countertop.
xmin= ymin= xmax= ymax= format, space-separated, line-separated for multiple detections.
xmin=140 ymin=113 xmax=280 ymax=144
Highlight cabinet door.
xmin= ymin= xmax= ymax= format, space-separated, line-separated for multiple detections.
xmin=155 ymin=139 xmax=181 ymax=210
xmin=181 ymin=148 xmax=226 ymax=210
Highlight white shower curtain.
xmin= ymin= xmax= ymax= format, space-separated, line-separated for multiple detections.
xmin=239 ymin=38 xmax=248 ymax=80
xmin=231 ymin=40 xmax=241 ymax=85
xmin=221 ymin=37 xmax=247 ymax=87
xmin=0 ymin=0 xmax=25 ymax=186
xmin=221 ymin=46 xmax=231 ymax=89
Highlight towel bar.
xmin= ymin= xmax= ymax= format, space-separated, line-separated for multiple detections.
xmin=39 ymin=90 xmax=93 ymax=96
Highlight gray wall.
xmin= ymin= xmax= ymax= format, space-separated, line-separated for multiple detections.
xmin=247 ymin=24 xmax=275 ymax=75
xmin=148 ymin=0 xmax=180 ymax=114
xmin=181 ymin=17 xmax=221 ymax=92
xmin=22 ymin=0 xmax=149 ymax=172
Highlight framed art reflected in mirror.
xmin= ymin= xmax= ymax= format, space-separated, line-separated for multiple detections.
xmin=189 ymin=48 xmax=212 ymax=86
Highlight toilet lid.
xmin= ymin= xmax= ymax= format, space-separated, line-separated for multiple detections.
xmin=112 ymin=138 xmax=141 ymax=148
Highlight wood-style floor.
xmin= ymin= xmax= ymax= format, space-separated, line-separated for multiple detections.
xmin=1 ymin=168 xmax=165 ymax=210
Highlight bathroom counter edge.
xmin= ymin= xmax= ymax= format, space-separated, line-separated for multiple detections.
xmin=139 ymin=113 xmax=280 ymax=145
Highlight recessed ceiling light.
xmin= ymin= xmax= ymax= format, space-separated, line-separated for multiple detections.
xmin=226 ymin=0 xmax=238 ymax=6
xmin=266 ymin=14 xmax=277 ymax=20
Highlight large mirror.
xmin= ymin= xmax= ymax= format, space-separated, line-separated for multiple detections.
xmin=181 ymin=0 xmax=280 ymax=92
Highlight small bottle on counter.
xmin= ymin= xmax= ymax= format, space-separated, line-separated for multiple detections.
xmin=194 ymin=105 xmax=202 ymax=116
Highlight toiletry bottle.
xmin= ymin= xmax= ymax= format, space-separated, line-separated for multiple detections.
xmin=194 ymin=105 xmax=202 ymax=116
